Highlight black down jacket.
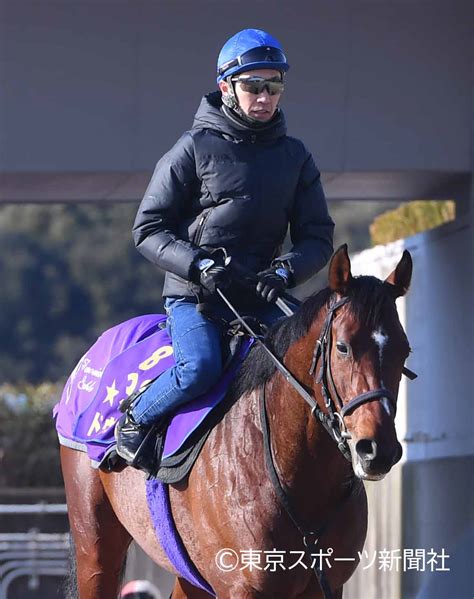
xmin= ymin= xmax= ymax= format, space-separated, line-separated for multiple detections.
xmin=133 ymin=92 xmax=334 ymax=305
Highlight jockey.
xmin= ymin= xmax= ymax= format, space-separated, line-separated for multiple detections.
xmin=115 ymin=28 xmax=335 ymax=470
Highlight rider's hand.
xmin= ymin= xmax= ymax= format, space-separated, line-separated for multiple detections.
xmin=256 ymin=266 xmax=291 ymax=303
xmin=194 ymin=258 xmax=232 ymax=294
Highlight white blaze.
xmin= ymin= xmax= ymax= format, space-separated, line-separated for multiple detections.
xmin=372 ymin=328 xmax=388 ymax=364
xmin=371 ymin=329 xmax=391 ymax=415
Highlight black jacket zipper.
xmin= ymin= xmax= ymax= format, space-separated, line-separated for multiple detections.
xmin=193 ymin=209 xmax=213 ymax=246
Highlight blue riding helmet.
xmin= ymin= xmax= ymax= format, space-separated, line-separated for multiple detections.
xmin=217 ymin=29 xmax=289 ymax=83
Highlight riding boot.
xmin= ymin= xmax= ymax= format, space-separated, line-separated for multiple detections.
xmin=115 ymin=410 xmax=157 ymax=473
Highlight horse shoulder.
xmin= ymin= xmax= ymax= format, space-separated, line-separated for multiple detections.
xmin=170 ymin=389 xmax=281 ymax=589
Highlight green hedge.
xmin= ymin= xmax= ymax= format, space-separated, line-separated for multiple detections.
xmin=0 ymin=383 xmax=64 ymax=488
xmin=370 ymin=200 xmax=455 ymax=246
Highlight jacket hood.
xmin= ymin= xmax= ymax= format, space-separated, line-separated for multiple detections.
xmin=192 ymin=91 xmax=287 ymax=142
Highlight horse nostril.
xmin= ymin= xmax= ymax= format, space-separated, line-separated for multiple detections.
xmin=355 ymin=439 xmax=378 ymax=461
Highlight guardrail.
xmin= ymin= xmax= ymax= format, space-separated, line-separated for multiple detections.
xmin=0 ymin=505 xmax=69 ymax=599
xmin=0 ymin=504 xmax=67 ymax=515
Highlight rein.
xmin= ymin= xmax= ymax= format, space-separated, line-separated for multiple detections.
xmin=259 ymin=384 xmax=358 ymax=599
xmin=217 ymin=290 xmax=401 ymax=461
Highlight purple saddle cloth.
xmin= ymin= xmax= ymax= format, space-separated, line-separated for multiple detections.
xmin=54 ymin=313 xmax=252 ymax=596
xmin=54 ymin=313 xmax=251 ymax=465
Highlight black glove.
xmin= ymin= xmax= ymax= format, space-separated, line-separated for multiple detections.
xmin=256 ymin=266 xmax=291 ymax=303
xmin=194 ymin=257 xmax=232 ymax=294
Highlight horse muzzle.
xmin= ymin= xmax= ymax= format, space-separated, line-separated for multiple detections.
xmin=349 ymin=438 xmax=403 ymax=481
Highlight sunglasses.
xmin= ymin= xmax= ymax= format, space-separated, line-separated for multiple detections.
xmin=231 ymin=76 xmax=285 ymax=96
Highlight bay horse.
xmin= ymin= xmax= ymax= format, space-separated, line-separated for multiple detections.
xmin=60 ymin=245 xmax=413 ymax=598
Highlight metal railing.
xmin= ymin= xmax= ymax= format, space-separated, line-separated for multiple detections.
xmin=0 ymin=504 xmax=67 ymax=515
xmin=0 ymin=504 xmax=69 ymax=599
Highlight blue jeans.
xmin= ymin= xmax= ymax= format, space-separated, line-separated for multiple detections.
xmin=131 ymin=297 xmax=292 ymax=425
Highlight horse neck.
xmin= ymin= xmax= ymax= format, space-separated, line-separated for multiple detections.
xmin=264 ymin=317 xmax=353 ymax=524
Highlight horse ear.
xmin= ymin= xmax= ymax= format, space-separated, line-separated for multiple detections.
xmin=384 ymin=250 xmax=413 ymax=298
xmin=328 ymin=244 xmax=352 ymax=294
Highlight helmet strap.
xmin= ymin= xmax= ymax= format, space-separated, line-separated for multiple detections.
xmin=221 ymin=76 xmax=238 ymax=110
xmin=222 ymin=76 xmax=276 ymax=127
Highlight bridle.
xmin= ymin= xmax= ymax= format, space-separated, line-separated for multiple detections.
xmin=219 ymin=289 xmax=406 ymax=462
xmin=307 ymin=295 xmax=398 ymax=461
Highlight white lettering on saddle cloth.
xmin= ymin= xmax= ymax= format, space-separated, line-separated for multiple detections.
xmin=78 ymin=376 xmax=96 ymax=393
xmin=86 ymin=345 xmax=173 ymax=437
xmin=84 ymin=365 xmax=104 ymax=378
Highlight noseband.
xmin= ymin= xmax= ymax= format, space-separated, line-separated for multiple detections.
xmin=308 ymin=296 xmax=397 ymax=462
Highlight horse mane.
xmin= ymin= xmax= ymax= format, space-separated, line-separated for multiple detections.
xmin=230 ymin=275 xmax=398 ymax=399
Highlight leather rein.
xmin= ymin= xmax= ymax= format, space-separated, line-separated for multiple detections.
xmin=219 ymin=291 xmax=411 ymax=461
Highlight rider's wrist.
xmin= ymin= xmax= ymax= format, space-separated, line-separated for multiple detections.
xmin=190 ymin=256 xmax=215 ymax=283
xmin=274 ymin=266 xmax=290 ymax=285
xmin=196 ymin=258 xmax=215 ymax=273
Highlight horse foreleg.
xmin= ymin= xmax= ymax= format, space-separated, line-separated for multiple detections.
xmin=61 ymin=447 xmax=132 ymax=599
xmin=171 ymin=577 xmax=215 ymax=598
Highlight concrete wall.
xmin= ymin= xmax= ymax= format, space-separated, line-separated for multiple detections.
xmin=0 ymin=0 xmax=472 ymax=202
xmin=348 ymin=201 xmax=474 ymax=598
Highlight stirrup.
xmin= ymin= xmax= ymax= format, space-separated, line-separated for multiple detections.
xmin=128 ymin=422 xmax=167 ymax=477
xmin=115 ymin=410 xmax=168 ymax=476
xmin=115 ymin=413 xmax=152 ymax=468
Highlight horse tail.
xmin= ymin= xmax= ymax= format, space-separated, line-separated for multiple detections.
xmin=62 ymin=533 xmax=78 ymax=599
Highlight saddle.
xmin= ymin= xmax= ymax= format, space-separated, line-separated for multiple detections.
xmin=101 ymin=314 xmax=263 ymax=481
xmin=54 ymin=311 xmax=261 ymax=482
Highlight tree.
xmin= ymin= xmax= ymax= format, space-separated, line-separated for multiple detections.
xmin=0 ymin=204 xmax=164 ymax=383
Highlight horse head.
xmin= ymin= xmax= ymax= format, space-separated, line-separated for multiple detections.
xmin=318 ymin=244 xmax=412 ymax=481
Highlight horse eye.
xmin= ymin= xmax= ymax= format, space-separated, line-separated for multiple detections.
xmin=336 ymin=341 xmax=350 ymax=356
